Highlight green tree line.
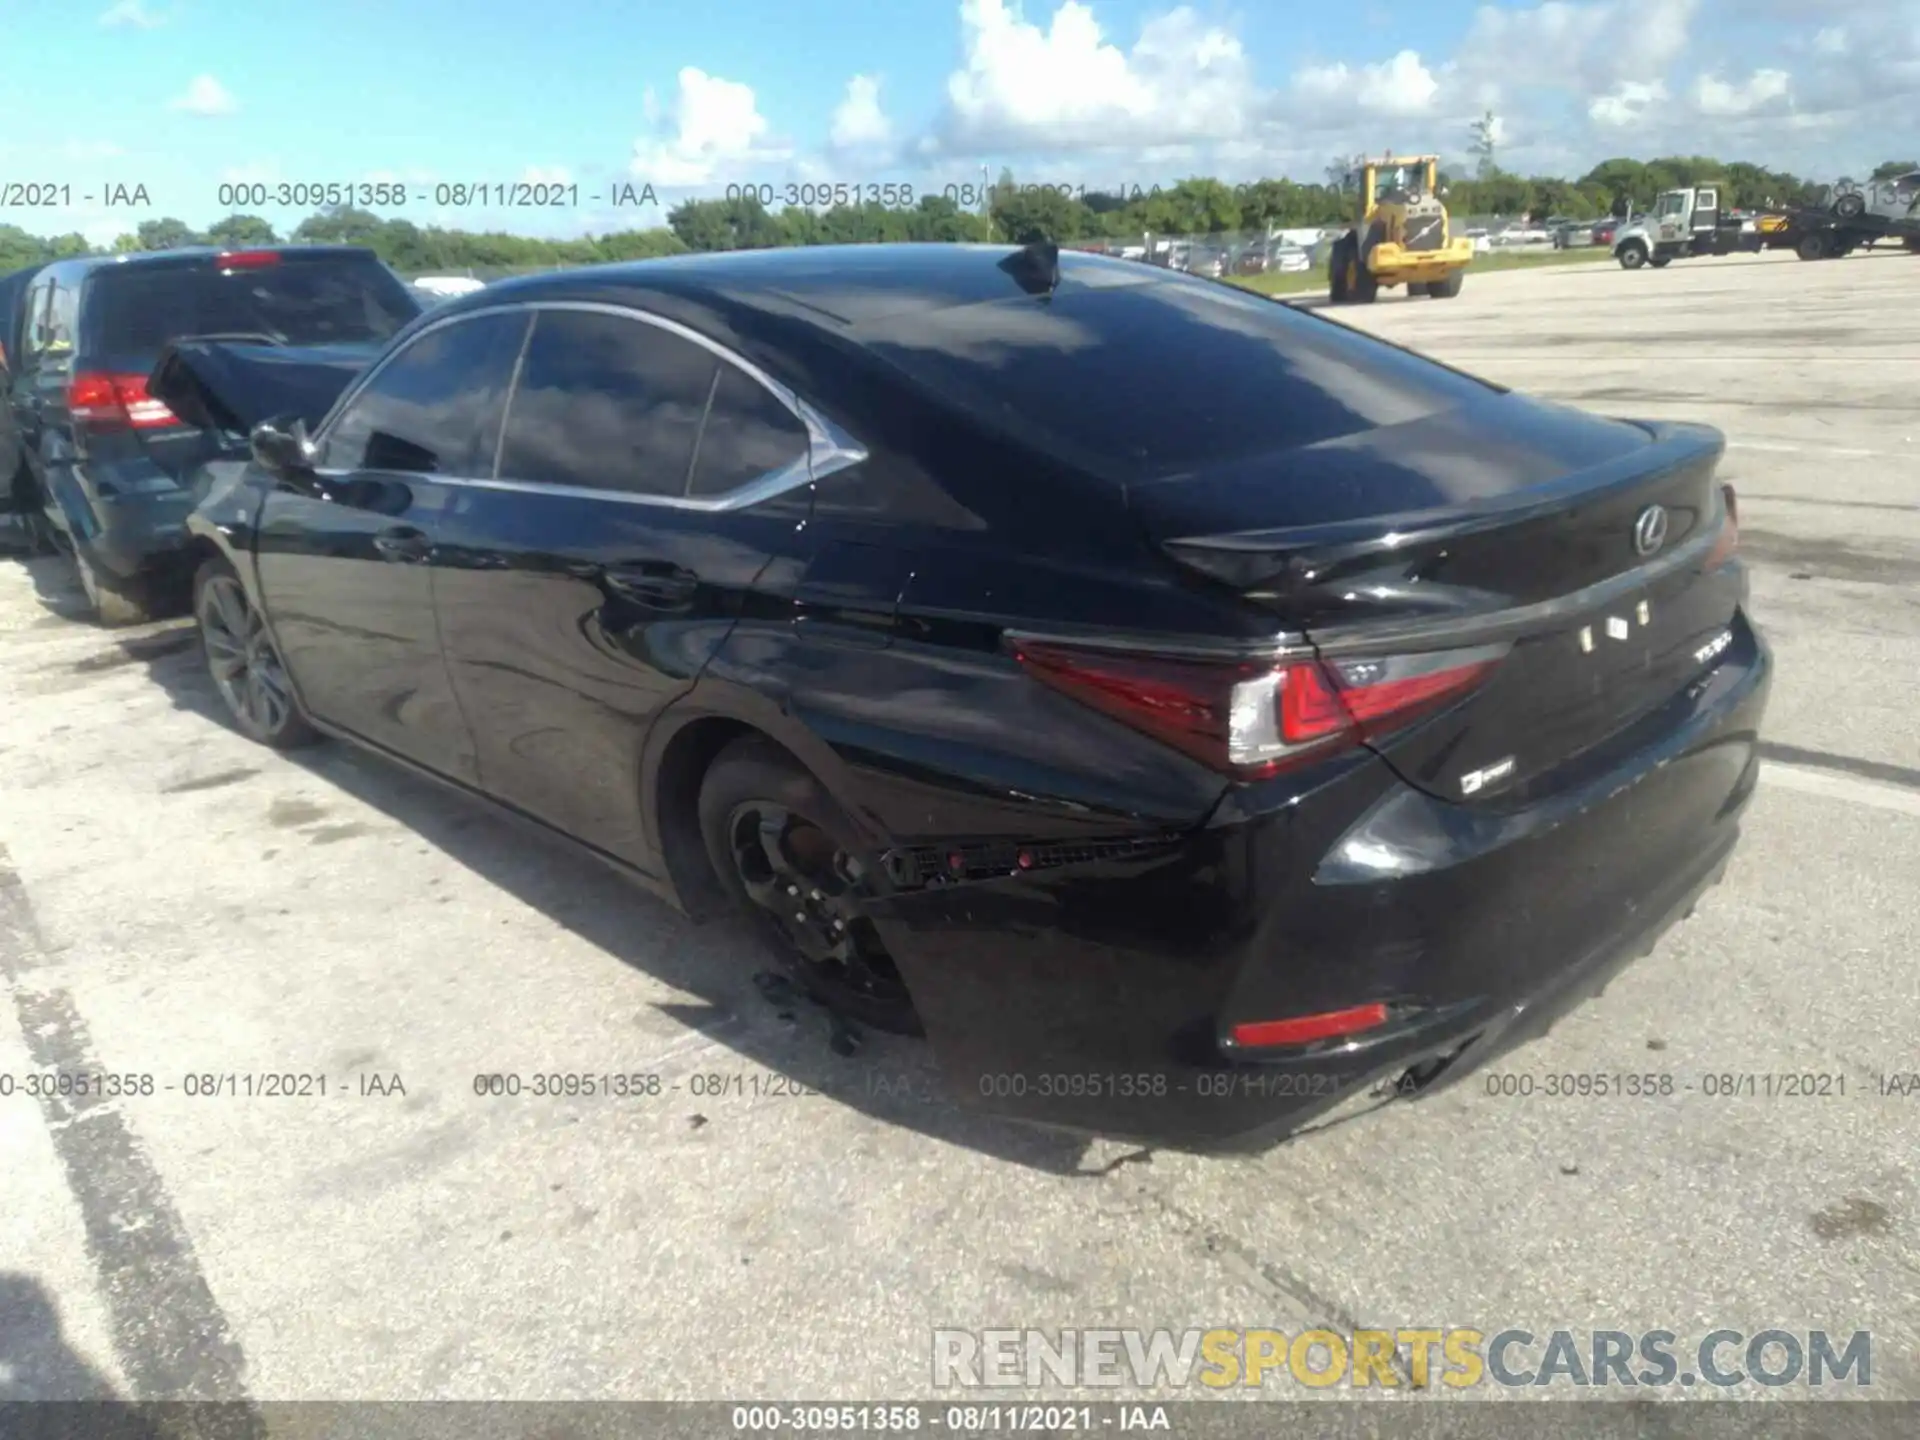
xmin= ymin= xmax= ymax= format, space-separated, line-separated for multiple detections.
xmin=4 ymin=155 xmax=1913 ymax=274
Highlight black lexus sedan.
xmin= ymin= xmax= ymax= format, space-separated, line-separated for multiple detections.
xmin=177 ymin=242 xmax=1770 ymax=1147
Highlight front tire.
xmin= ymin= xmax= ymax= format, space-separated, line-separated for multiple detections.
xmin=1617 ymin=240 xmax=1648 ymax=270
xmin=193 ymin=557 xmax=318 ymax=749
xmin=1796 ymin=232 xmax=1830 ymax=261
xmin=698 ymin=737 xmax=922 ymax=1036
xmin=1328 ymin=237 xmax=1353 ymax=303
xmin=1427 ymin=270 xmax=1464 ymax=299
xmin=7 ymin=468 xmax=57 ymax=556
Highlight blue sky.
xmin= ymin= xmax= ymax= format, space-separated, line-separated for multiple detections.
xmin=2 ymin=0 xmax=1914 ymax=243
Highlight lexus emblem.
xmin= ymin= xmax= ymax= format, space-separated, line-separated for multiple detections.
xmin=1632 ymin=504 xmax=1670 ymax=557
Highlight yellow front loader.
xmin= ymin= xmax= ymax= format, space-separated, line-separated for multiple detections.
xmin=1328 ymin=153 xmax=1475 ymax=304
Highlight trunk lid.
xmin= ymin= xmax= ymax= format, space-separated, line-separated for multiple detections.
xmin=147 ymin=338 xmax=377 ymax=436
xmin=1128 ymin=395 xmax=1741 ymax=802
xmin=142 ymin=338 xmax=380 ymax=477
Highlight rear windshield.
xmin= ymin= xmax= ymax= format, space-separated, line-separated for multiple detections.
xmin=858 ymin=267 xmax=1500 ymax=479
xmin=81 ymin=255 xmax=420 ymax=361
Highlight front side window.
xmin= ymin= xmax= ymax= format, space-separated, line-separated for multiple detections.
xmin=322 ymin=311 xmax=527 ymax=475
xmin=45 ymin=280 xmax=78 ymax=354
xmin=496 ymin=309 xmax=719 ymax=498
xmin=16 ymin=279 xmax=52 ymax=362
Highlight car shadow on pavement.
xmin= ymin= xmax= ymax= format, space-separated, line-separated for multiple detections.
xmin=113 ymin=611 xmax=1103 ymax=1175
xmin=4 ymin=548 xmax=92 ymax=625
xmin=0 ymin=1272 xmax=126 ymax=1406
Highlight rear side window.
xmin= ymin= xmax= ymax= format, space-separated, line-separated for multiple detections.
xmin=81 ymin=255 xmax=420 ymax=362
xmin=858 ymin=269 xmax=1499 ymax=479
xmin=496 ymin=309 xmax=715 ymax=497
xmin=323 ymin=311 xmax=527 ymax=475
xmin=686 ymin=364 xmax=810 ymax=497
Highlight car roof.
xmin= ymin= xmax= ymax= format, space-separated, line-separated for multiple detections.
xmin=440 ymin=243 xmax=1186 ymax=330
xmin=40 ymin=245 xmax=385 ymax=281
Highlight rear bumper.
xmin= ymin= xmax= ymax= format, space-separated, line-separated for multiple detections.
xmin=873 ymin=617 xmax=1771 ymax=1149
xmin=47 ymin=461 xmax=196 ymax=583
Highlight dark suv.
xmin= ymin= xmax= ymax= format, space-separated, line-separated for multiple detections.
xmin=4 ymin=246 xmax=419 ymax=622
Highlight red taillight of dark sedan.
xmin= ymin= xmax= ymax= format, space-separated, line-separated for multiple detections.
xmin=1010 ymin=639 xmax=1507 ymax=778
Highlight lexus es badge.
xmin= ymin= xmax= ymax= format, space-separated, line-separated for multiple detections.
xmin=1632 ymin=504 xmax=1670 ymax=557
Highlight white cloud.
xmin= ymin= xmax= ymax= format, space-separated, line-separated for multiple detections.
xmin=522 ymin=165 xmax=574 ymax=185
xmin=99 ymin=0 xmax=163 ymax=28
xmin=1588 ymin=80 xmax=1668 ymax=127
xmin=1812 ymin=26 xmax=1848 ymax=55
xmin=629 ymin=67 xmax=790 ymax=185
xmin=830 ymin=75 xmax=893 ymax=151
xmin=1452 ymin=0 xmax=1698 ymax=105
xmin=170 ymin=74 xmax=236 ymax=116
xmin=1293 ymin=49 xmax=1439 ymax=116
xmin=930 ymin=0 xmax=1255 ymax=152
xmin=1693 ymin=68 xmax=1793 ymax=116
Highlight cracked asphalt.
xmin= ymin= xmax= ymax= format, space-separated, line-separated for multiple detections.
xmin=1 ymin=247 xmax=1916 ymax=1413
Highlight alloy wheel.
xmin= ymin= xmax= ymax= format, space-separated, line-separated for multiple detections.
xmin=724 ymin=800 xmax=911 ymax=1014
xmin=200 ymin=574 xmax=295 ymax=739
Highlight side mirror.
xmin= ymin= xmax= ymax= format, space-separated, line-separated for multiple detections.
xmin=250 ymin=417 xmax=321 ymax=485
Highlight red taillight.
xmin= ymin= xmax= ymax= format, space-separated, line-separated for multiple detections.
xmin=216 ymin=249 xmax=281 ymax=269
xmin=1231 ymin=1003 xmax=1389 ymax=1049
xmin=1010 ymin=640 xmax=1504 ymax=777
xmin=1703 ymin=482 xmax=1739 ymax=570
xmin=70 ymin=371 xmax=179 ymax=430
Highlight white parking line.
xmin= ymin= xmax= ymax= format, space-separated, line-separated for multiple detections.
xmin=1760 ymin=762 xmax=1920 ymax=818
xmin=1728 ymin=441 xmax=1908 ymax=460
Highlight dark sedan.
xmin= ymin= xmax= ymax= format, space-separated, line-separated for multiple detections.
xmin=178 ymin=242 xmax=1769 ymax=1147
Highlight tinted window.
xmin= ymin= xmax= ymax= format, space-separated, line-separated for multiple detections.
xmin=15 ymin=279 xmax=52 ymax=362
xmin=858 ymin=269 xmax=1498 ymax=478
xmin=323 ymin=312 xmax=527 ymax=475
xmin=0 ymin=268 xmax=42 ymax=367
xmin=687 ymin=364 xmax=810 ymax=497
xmin=43 ymin=278 xmax=79 ymax=357
xmin=81 ymin=255 xmax=420 ymax=361
xmin=496 ymin=309 xmax=715 ymax=497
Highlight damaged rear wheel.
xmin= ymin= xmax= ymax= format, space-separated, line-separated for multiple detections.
xmin=699 ymin=738 xmax=922 ymax=1036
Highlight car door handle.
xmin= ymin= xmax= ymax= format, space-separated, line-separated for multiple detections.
xmin=601 ymin=562 xmax=699 ymax=608
xmin=372 ymin=526 xmax=432 ymax=563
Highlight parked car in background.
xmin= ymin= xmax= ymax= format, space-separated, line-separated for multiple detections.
xmin=1267 ymin=243 xmax=1311 ymax=274
xmin=1464 ymin=228 xmax=1493 ymax=254
xmin=0 ymin=263 xmax=49 ymax=542
xmin=1183 ymin=247 xmax=1225 ymax=279
xmin=1552 ymin=221 xmax=1596 ymax=248
xmin=1591 ymin=217 xmax=1623 ymax=248
xmin=1495 ymin=224 xmax=1552 ymax=247
xmin=177 ymin=241 xmax=1768 ymax=1146
xmin=3 ymin=246 xmax=421 ymax=623
xmin=412 ymin=275 xmax=487 ymax=304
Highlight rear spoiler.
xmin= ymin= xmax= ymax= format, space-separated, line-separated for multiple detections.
xmin=147 ymin=337 xmax=376 ymax=438
xmin=1151 ymin=420 xmax=1725 ymax=592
